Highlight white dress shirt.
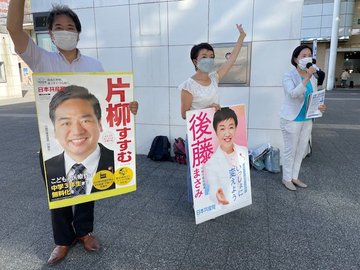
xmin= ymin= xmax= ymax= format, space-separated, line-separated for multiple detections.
xmin=19 ymin=36 xmax=104 ymax=72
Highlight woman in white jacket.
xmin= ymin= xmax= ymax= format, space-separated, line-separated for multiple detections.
xmin=204 ymin=107 xmax=250 ymax=206
xmin=280 ymin=45 xmax=326 ymax=191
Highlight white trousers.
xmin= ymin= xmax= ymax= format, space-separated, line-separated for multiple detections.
xmin=280 ymin=118 xmax=312 ymax=182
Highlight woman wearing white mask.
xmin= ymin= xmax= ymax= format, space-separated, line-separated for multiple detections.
xmin=179 ymin=24 xmax=246 ymax=204
xmin=280 ymin=45 xmax=326 ymax=191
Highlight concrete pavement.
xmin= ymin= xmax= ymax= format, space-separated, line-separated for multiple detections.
xmin=0 ymin=88 xmax=359 ymax=270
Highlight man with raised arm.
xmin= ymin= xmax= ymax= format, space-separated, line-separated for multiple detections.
xmin=7 ymin=0 xmax=137 ymax=265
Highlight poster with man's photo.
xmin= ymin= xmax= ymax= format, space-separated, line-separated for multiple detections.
xmin=33 ymin=72 xmax=136 ymax=209
xmin=186 ymin=104 xmax=252 ymax=224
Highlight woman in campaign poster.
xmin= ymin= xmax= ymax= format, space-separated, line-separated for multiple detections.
xmin=204 ymin=107 xmax=248 ymax=206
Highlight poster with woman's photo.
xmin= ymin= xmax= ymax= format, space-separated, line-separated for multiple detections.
xmin=186 ymin=104 xmax=252 ymax=224
xmin=33 ymin=72 xmax=136 ymax=209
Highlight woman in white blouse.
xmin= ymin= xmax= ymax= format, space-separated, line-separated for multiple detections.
xmin=179 ymin=24 xmax=246 ymax=203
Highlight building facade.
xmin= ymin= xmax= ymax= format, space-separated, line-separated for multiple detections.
xmin=0 ymin=0 xmax=22 ymax=99
xmin=302 ymin=0 xmax=360 ymax=87
xmin=0 ymin=0 xmax=33 ymax=99
xmin=28 ymin=0 xmax=303 ymax=155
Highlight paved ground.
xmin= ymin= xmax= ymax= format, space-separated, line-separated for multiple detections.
xmin=0 ymin=88 xmax=359 ymax=270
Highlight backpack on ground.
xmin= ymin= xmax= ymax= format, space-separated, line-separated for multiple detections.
xmin=173 ymin=137 xmax=186 ymax=165
xmin=147 ymin=136 xmax=171 ymax=161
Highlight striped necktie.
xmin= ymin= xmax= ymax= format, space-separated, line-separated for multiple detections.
xmin=71 ymin=163 xmax=86 ymax=196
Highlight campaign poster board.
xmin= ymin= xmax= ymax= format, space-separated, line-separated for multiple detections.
xmin=186 ymin=105 xmax=252 ymax=224
xmin=33 ymin=72 xmax=136 ymax=209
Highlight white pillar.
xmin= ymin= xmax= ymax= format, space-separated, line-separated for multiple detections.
xmin=326 ymin=0 xmax=341 ymax=90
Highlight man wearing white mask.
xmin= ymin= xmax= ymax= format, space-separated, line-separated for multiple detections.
xmin=7 ymin=0 xmax=138 ymax=265
xmin=7 ymin=2 xmax=104 ymax=73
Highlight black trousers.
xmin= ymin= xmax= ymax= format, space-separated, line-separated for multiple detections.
xmin=40 ymin=150 xmax=95 ymax=246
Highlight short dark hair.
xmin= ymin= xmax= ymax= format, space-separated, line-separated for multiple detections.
xmin=291 ymin=45 xmax=312 ymax=67
xmin=49 ymin=85 xmax=101 ymax=124
xmin=47 ymin=4 xmax=82 ymax=33
xmin=190 ymin=43 xmax=215 ymax=70
xmin=213 ymin=107 xmax=238 ymax=132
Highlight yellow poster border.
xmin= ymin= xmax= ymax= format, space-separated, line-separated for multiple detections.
xmin=49 ymin=185 xmax=136 ymax=209
xmin=32 ymin=72 xmax=137 ymax=209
